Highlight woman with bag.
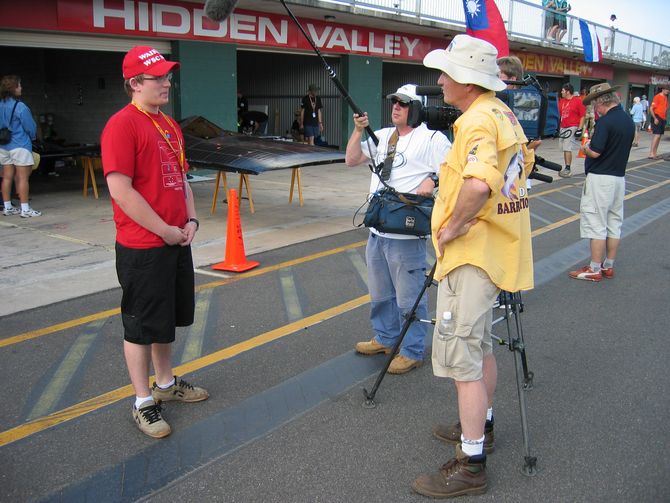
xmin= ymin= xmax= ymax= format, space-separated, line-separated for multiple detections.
xmin=0 ymin=75 xmax=40 ymax=217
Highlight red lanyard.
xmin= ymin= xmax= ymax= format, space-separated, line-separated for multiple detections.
xmin=131 ymin=101 xmax=185 ymax=173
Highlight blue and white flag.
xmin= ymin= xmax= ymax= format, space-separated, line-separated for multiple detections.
xmin=579 ymin=19 xmax=602 ymax=63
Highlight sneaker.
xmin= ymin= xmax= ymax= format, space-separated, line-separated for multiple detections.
xmin=132 ymin=399 xmax=171 ymax=439
xmin=355 ymin=338 xmax=391 ymax=355
xmin=568 ymin=265 xmax=602 ymax=282
xmin=388 ymin=354 xmax=423 ymax=374
xmin=601 ymin=265 xmax=614 ymax=279
xmin=412 ymin=444 xmax=487 ymax=498
xmin=152 ymin=375 xmax=209 ymax=403
xmin=558 ymin=167 xmax=572 ymax=178
xmin=3 ymin=206 xmax=20 ymax=216
xmin=433 ymin=420 xmax=495 ymax=454
xmin=20 ymin=208 xmax=41 ymax=218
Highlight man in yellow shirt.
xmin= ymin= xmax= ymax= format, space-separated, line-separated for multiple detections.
xmin=412 ymin=35 xmax=534 ymax=498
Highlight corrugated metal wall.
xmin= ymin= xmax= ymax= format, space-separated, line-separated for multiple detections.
xmin=237 ymin=50 xmax=343 ymax=146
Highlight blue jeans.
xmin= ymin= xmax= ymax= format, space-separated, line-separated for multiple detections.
xmin=366 ymin=233 xmax=429 ymax=360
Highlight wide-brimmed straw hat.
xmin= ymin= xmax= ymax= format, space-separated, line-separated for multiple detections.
xmin=422 ymin=34 xmax=506 ymax=92
xmin=582 ymin=82 xmax=621 ymax=105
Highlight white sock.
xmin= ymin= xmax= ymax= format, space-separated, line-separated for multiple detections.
xmin=461 ymin=434 xmax=485 ymax=456
xmin=135 ymin=396 xmax=153 ymax=409
xmin=21 ymin=203 xmax=30 ymax=212
xmin=486 ymin=408 xmax=493 ymax=422
xmin=4 ymin=201 xmax=12 ymax=210
xmin=589 ymin=261 xmax=601 ymax=272
xmin=156 ymin=377 xmax=176 ymax=389
xmin=603 ymin=259 xmax=614 ymax=269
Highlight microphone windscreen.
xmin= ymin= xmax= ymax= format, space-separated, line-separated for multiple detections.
xmin=415 ymin=85 xmax=443 ymax=96
xmin=204 ymin=0 xmax=239 ymax=22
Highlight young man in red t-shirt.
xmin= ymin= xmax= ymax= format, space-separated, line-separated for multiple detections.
xmin=558 ymin=83 xmax=586 ymax=177
xmin=101 ymin=46 xmax=208 ymax=439
xmin=648 ymin=85 xmax=669 ymax=159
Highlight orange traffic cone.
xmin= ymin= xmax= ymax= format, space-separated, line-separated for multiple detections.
xmin=577 ymin=132 xmax=588 ymax=159
xmin=212 ymin=189 xmax=260 ymax=272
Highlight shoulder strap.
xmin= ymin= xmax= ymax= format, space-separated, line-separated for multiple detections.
xmin=2 ymin=100 xmax=19 ymax=127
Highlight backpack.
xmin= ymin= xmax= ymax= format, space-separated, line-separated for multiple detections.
xmin=0 ymin=101 xmax=19 ymax=145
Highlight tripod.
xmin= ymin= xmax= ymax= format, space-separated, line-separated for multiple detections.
xmin=362 ymin=264 xmax=538 ymax=476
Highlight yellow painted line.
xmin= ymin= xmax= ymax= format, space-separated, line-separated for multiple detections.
xmin=0 ymin=294 xmax=370 ymax=448
xmin=530 ymin=178 xmax=670 ymax=238
xmin=0 ymin=240 xmax=368 ymax=349
xmin=0 ymin=308 xmax=120 ymax=349
xmin=194 ymin=239 xmax=368 ymax=292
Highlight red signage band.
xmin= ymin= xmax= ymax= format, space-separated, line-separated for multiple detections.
xmin=0 ymin=0 xmax=447 ymax=61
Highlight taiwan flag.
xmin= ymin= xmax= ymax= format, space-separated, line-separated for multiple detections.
xmin=462 ymin=0 xmax=509 ymax=57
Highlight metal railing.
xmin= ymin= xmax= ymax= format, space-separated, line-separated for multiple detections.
xmin=314 ymin=0 xmax=670 ymax=69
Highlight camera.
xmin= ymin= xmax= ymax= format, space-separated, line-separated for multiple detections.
xmin=407 ymin=86 xmax=461 ymax=131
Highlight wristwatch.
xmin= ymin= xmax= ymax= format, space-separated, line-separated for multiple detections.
xmin=187 ymin=217 xmax=200 ymax=231
xmin=429 ymin=173 xmax=439 ymax=188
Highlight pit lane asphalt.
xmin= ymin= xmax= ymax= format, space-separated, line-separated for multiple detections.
xmin=1 ymin=153 xmax=669 ymax=503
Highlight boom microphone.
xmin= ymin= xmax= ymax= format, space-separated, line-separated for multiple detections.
xmin=204 ymin=0 xmax=239 ymax=22
xmin=415 ymin=85 xmax=443 ymax=96
xmin=534 ymin=155 xmax=562 ymax=172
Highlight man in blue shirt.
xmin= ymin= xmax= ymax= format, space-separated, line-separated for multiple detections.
xmin=568 ymin=83 xmax=635 ymax=282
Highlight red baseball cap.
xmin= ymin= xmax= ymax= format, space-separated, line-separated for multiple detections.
xmin=122 ymin=46 xmax=180 ymax=79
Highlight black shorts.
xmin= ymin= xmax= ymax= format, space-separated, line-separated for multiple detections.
xmin=116 ymin=242 xmax=195 ymax=345
xmin=651 ymin=118 xmax=666 ymax=135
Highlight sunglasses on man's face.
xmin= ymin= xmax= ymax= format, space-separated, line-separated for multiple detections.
xmin=391 ymin=98 xmax=410 ymax=108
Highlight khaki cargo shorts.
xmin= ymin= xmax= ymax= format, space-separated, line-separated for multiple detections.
xmin=432 ymin=264 xmax=500 ymax=382
xmin=580 ymin=173 xmax=625 ymax=239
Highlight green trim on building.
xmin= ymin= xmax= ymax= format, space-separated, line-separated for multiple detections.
xmin=172 ymin=41 xmax=237 ymax=131
xmin=340 ymin=55 xmax=383 ymax=147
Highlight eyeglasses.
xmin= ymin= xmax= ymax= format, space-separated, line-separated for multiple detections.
xmin=391 ymin=98 xmax=410 ymax=108
xmin=142 ymin=73 xmax=173 ymax=83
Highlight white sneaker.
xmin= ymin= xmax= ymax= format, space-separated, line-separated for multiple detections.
xmin=3 ymin=206 xmax=20 ymax=216
xmin=20 ymin=208 xmax=42 ymax=218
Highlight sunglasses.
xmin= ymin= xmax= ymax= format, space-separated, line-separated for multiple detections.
xmin=142 ymin=73 xmax=173 ymax=83
xmin=391 ymin=98 xmax=410 ymax=108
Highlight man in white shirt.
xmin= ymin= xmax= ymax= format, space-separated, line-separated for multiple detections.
xmin=345 ymin=84 xmax=451 ymax=374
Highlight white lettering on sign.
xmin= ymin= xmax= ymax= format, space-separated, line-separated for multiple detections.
xmin=93 ymin=0 xmax=135 ymax=30
xmin=403 ymin=37 xmax=420 ymax=57
xmin=90 ymin=0 xmax=422 ymax=57
xmin=154 ymin=4 xmax=190 ymax=34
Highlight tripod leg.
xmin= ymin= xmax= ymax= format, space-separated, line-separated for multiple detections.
xmin=363 ymin=262 xmax=436 ymax=407
xmin=504 ymin=291 xmax=537 ymax=476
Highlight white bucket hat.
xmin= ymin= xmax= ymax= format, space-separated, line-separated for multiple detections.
xmin=386 ymin=84 xmax=420 ymax=103
xmin=423 ymin=34 xmax=506 ymax=92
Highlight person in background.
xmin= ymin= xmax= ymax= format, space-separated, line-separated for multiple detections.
xmin=629 ymin=96 xmax=643 ymax=147
xmin=558 ymin=83 xmax=586 ymax=178
xmin=543 ymin=0 xmax=560 ymax=41
xmin=604 ymin=14 xmax=617 ymax=52
xmin=300 ymin=84 xmax=323 ymax=146
xmin=581 ymin=89 xmax=596 ymax=138
xmin=345 ymin=84 xmax=451 ymax=375
xmin=569 ymin=83 xmax=634 ymax=281
xmin=0 ymin=75 xmax=40 ymax=218
xmin=101 ymin=46 xmax=209 ymax=439
xmin=237 ymin=91 xmax=248 ymax=133
xmin=497 ymin=55 xmax=541 ymax=193
xmin=640 ymin=94 xmax=649 ymax=130
xmin=554 ymin=0 xmax=571 ymax=43
xmin=648 ymin=85 xmax=669 ymax=160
